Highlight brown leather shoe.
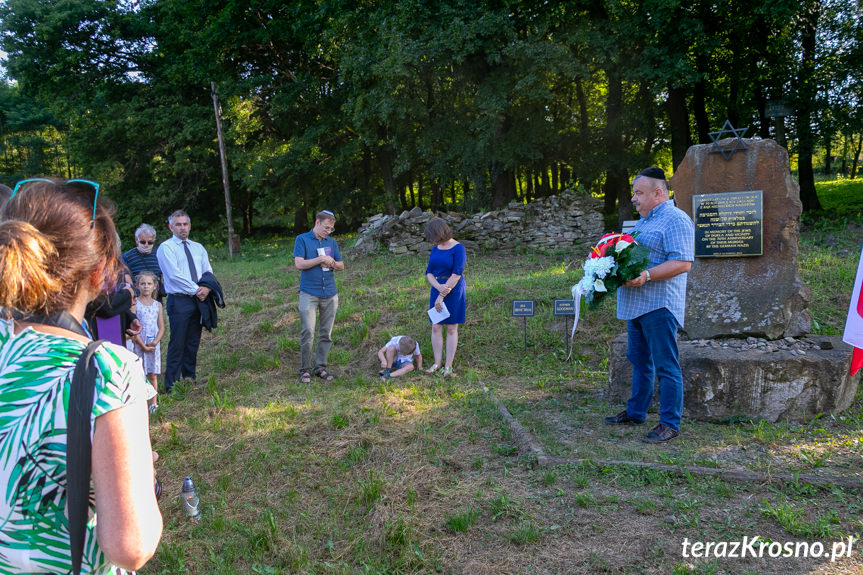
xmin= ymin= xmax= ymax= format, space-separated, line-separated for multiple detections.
xmin=641 ymin=424 xmax=680 ymax=443
xmin=603 ymin=410 xmax=645 ymax=425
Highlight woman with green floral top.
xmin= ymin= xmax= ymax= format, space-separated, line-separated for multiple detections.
xmin=0 ymin=178 xmax=162 ymax=574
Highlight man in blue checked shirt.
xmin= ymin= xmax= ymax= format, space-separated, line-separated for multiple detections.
xmin=293 ymin=210 xmax=345 ymax=383
xmin=604 ymin=167 xmax=694 ymax=443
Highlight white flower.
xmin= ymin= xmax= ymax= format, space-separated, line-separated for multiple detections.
xmin=582 ymin=256 xmax=614 ymax=279
xmin=615 ymin=239 xmax=632 ymax=252
xmin=593 ymin=279 xmax=607 ymax=292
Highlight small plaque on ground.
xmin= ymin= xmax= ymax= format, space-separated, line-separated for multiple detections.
xmin=553 ymin=299 xmax=576 ymax=316
xmin=512 ymin=300 xmax=535 ymax=317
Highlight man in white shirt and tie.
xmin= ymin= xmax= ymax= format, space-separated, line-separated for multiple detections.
xmin=156 ymin=210 xmax=213 ymax=392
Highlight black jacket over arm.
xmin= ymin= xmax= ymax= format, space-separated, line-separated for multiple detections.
xmin=197 ymin=271 xmax=225 ymax=331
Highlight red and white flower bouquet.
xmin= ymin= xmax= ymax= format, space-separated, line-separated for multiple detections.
xmin=567 ymin=233 xmax=650 ymax=352
xmin=571 ymin=232 xmax=650 ymax=309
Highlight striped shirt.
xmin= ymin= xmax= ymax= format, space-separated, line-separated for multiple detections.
xmin=122 ymin=247 xmax=164 ymax=295
xmin=617 ymin=200 xmax=694 ymax=327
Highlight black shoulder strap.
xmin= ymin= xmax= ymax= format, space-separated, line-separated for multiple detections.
xmin=68 ymin=340 xmax=105 ymax=575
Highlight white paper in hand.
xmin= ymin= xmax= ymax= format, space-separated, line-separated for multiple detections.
xmin=427 ymin=301 xmax=450 ymax=324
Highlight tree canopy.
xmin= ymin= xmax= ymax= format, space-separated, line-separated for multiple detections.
xmin=1 ymin=0 xmax=861 ymax=239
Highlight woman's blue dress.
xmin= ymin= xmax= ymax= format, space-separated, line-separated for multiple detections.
xmin=426 ymin=243 xmax=466 ymax=324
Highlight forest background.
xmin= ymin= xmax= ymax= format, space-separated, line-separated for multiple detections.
xmin=0 ymin=0 xmax=861 ymax=241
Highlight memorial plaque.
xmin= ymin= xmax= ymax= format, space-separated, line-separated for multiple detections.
xmin=512 ymin=300 xmax=535 ymax=317
xmin=693 ymin=191 xmax=763 ymax=257
xmin=553 ymin=299 xmax=576 ymax=316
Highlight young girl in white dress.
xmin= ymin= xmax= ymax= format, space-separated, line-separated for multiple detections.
xmin=127 ymin=271 xmax=165 ymax=412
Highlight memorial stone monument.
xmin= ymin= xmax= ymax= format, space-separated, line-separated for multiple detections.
xmin=607 ymin=138 xmax=859 ymax=423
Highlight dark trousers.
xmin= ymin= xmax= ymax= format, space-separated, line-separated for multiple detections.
xmin=165 ymin=294 xmax=202 ymax=391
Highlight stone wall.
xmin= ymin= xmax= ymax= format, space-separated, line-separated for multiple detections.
xmin=352 ymin=190 xmax=604 ymax=255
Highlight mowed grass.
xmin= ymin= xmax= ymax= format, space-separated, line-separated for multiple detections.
xmin=145 ymin=178 xmax=863 ymax=574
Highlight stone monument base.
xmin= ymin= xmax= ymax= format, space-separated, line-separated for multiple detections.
xmin=606 ymin=335 xmax=859 ymax=423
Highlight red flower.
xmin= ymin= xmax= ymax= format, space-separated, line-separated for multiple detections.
xmin=590 ymin=233 xmax=632 ymax=258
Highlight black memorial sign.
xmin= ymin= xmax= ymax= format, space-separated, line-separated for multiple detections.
xmin=693 ymin=191 xmax=763 ymax=257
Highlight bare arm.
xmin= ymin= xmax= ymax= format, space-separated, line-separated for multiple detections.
xmin=295 ymin=255 xmax=330 ymax=270
xmin=624 ymin=260 xmax=692 ymax=288
xmin=427 ymin=273 xmax=461 ymax=296
xmin=154 ymin=305 xmax=165 ymax=344
xmin=92 ymin=401 xmax=163 ymax=571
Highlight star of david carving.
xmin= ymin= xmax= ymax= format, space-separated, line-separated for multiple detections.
xmin=708 ymin=120 xmax=748 ymax=161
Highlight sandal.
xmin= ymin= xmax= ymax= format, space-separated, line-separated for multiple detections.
xmin=299 ymin=370 xmax=312 ymax=383
xmin=442 ymin=367 xmax=454 ymax=378
xmin=315 ymin=369 xmax=336 ymax=382
xmin=425 ymin=364 xmax=440 ymax=374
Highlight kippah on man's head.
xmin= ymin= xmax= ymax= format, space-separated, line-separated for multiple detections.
xmin=638 ymin=167 xmax=666 ymax=180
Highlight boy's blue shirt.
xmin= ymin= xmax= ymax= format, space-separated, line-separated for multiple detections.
xmin=293 ymin=229 xmax=342 ymax=298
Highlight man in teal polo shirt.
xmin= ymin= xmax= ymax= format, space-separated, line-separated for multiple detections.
xmin=293 ymin=210 xmax=345 ymax=383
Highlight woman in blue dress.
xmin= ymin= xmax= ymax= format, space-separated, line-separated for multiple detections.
xmin=424 ymin=218 xmax=466 ymax=377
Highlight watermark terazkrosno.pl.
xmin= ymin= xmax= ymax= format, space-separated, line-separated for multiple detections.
xmin=682 ymin=536 xmax=857 ymax=562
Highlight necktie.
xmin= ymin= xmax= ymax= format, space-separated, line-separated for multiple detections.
xmin=183 ymin=241 xmax=199 ymax=282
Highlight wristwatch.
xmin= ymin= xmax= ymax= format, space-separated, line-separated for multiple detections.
xmin=644 ymin=269 xmax=652 ymax=282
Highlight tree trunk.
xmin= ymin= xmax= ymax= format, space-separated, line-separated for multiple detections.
xmin=491 ymin=115 xmax=516 ymax=208
xmin=362 ymin=147 xmax=372 ymax=196
xmin=575 ymin=78 xmax=592 ymax=191
xmin=293 ymin=200 xmax=308 ymax=234
xmin=692 ymin=80 xmax=710 ymax=144
xmin=430 ymin=179 xmax=443 ymax=211
xmin=551 ymin=164 xmax=559 ymax=194
xmin=492 ymin=168 xmax=515 ymax=209
xmin=376 ymin=145 xmax=398 ymax=215
xmin=728 ymin=76 xmax=740 ymax=127
xmin=796 ymin=0 xmax=822 ymax=212
xmin=526 ymin=170 xmax=534 ymax=202
xmin=824 ymin=136 xmax=832 ymax=175
xmin=463 ymin=178 xmax=470 ymax=210
xmin=851 ymin=134 xmax=862 ymax=180
xmin=538 ymin=167 xmax=549 ymax=197
xmin=604 ymin=69 xmax=626 ymax=220
xmin=418 ymin=175 xmax=424 ymax=209
xmin=667 ymin=86 xmax=690 ymax=171
xmin=516 ymin=169 xmax=523 ymax=201
xmin=841 ymin=136 xmax=849 ymax=176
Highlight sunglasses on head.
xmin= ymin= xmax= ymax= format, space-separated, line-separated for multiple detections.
xmin=12 ymin=178 xmax=101 ymax=225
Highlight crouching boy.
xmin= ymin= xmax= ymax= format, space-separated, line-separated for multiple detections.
xmin=378 ymin=335 xmax=422 ymax=380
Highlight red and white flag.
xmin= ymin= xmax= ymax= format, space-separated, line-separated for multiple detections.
xmin=843 ymin=245 xmax=863 ymax=376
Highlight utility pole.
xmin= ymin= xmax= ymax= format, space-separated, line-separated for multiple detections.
xmin=211 ymin=81 xmax=240 ymax=257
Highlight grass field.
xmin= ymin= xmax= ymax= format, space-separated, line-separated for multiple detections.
xmin=144 ymin=178 xmax=863 ymax=575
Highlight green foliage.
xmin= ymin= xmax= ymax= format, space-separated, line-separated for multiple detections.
xmin=2 ymin=0 xmax=860 ymax=237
